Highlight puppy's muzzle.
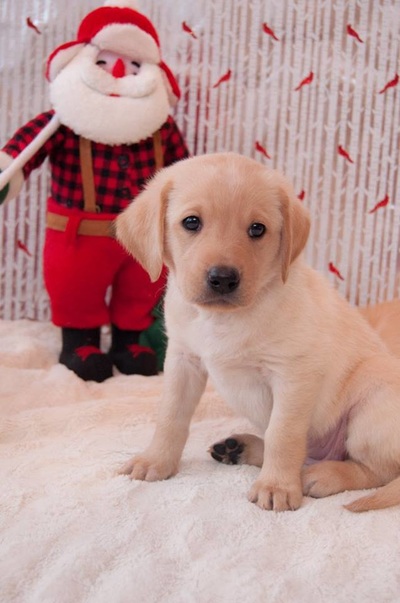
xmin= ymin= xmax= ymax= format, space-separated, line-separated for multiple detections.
xmin=207 ymin=265 xmax=240 ymax=295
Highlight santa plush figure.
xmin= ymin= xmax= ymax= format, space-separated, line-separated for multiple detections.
xmin=0 ymin=1 xmax=189 ymax=382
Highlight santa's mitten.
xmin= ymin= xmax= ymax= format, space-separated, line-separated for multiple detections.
xmin=0 ymin=173 xmax=9 ymax=204
xmin=110 ymin=324 xmax=158 ymax=376
xmin=60 ymin=327 xmax=113 ymax=382
xmin=0 ymin=152 xmax=24 ymax=204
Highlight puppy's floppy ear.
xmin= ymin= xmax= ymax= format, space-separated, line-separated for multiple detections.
xmin=279 ymin=190 xmax=310 ymax=283
xmin=115 ymin=175 xmax=173 ymax=282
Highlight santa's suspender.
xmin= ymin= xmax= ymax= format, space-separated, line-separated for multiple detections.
xmin=79 ymin=132 xmax=164 ymax=213
xmin=152 ymin=130 xmax=164 ymax=172
xmin=79 ymin=137 xmax=97 ymax=213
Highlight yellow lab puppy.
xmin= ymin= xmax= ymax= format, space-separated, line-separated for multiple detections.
xmin=116 ymin=153 xmax=400 ymax=512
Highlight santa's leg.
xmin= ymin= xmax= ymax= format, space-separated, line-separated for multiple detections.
xmin=110 ymin=324 xmax=157 ymax=376
xmin=109 ymin=256 xmax=167 ymax=376
xmin=59 ymin=326 xmax=113 ymax=382
xmin=43 ymin=227 xmax=120 ymax=382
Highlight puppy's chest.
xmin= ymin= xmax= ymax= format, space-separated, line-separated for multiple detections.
xmin=206 ymin=361 xmax=273 ymax=432
xmin=184 ymin=314 xmax=276 ymax=430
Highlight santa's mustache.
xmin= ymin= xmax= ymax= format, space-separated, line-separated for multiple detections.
xmin=80 ymin=60 xmax=160 ymax=99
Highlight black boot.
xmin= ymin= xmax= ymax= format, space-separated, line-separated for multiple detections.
xmin=110 ymin=324 xmax=158 ymax=376
xmin=59 ymin=327 xmax=113 ymax=383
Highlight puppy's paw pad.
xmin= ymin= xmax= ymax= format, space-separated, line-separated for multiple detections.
xmin=209 ymin=437 xmax=244 ymax=465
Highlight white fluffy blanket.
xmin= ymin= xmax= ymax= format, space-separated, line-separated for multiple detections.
xmin=1 ymin=320 xmax=400 ymax=603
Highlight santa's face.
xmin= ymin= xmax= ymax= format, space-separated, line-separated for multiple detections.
xmin=95 ymin=50 xmax=141 ymax=77
xmin=49 ymin=44 xmax=171 ymax=144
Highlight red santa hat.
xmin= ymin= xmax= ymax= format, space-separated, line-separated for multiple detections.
xmin=46 ymin=1 xmax=181 ymax=104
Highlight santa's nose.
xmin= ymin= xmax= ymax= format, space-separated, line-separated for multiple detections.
xmin=112 ymin=58 xmax=126 ymax=78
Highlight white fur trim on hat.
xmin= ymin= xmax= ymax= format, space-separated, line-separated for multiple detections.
xmin=103 ymin=1 xmax=140 ymax=8
xmin=91 ymin=23 xmax=160 ymax=64
xmin=46 ymin=42 xmax=85 ymax=82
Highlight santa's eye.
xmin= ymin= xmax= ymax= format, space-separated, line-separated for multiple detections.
xmin=96 ymin=60 xmax=107 ymax=66
xmin=130 ymin=61 xmax=141 ymax=75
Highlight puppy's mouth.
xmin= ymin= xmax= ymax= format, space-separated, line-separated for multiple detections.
xmin=195 ymin=295 xmax=241 ymax=309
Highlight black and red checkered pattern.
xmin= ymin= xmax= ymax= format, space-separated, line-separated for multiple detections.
xmin=2 ymin=110 xmax=189 ymax=213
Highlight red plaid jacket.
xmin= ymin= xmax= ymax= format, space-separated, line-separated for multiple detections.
xmin=2 ymin=111 xmax=189 ymax=213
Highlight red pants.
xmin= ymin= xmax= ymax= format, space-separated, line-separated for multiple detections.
xmin=43 ymin=204 xmax=165 ymax=330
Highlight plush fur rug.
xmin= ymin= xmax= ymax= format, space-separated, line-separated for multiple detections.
xmin=1 ymin=320 xmax=400 ymax=603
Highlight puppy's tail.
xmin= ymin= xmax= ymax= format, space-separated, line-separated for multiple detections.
xmin=344 ymin=475 xmax=400 ymax=512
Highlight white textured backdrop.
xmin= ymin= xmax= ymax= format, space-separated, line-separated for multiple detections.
xmin=0 ymin=0 xmax=399 ymax=320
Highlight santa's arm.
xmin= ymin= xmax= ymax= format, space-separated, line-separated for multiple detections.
xmin=0 ymin=111 xmax=60 ymax=204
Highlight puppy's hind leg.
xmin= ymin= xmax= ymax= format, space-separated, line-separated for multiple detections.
xmin=302 ymin=459 xmax=382 ymax=499
xmin=209 ymin=433 xmax=264 ymax=467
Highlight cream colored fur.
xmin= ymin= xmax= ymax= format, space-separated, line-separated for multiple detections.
xmin=359 ymin=300 xmax=400 ymax=359
xmin=116 ymin=153 xmax=400 ymax=513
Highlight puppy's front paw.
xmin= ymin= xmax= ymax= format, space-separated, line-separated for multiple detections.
xmin=248 ymin=479 xmax=303 ymax=511
xmin=118 ymin=454 xmax=177 ymax=482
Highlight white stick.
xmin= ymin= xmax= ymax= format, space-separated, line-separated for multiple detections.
xmin=0 ymin=113 xmax=61 ymax=189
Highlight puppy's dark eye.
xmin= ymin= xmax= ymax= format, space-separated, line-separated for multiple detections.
xmin=182 ymin=216 xmax=202 ymax=232
xmin=248 ymin=223 xmax=266 ymax=238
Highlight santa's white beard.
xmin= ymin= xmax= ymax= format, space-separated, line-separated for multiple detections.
xmin=49 ymin=47 xmax=171 ymax=145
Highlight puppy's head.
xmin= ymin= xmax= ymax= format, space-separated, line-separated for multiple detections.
xmin=116 ymin=153 xmax=310 ymax=310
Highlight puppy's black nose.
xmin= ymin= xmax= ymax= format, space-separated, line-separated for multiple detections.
xmin=207 ymin=265 xmax=240 ymax=295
